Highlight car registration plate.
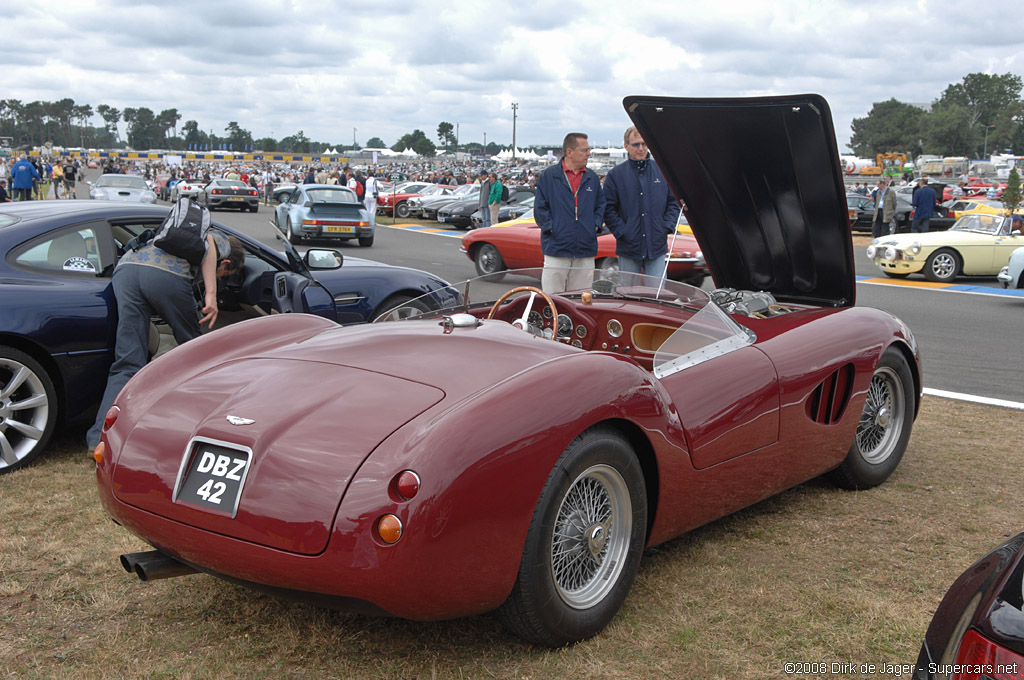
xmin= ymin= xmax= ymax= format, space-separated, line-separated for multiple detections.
xmin=173 ymin=438 xmax=252 ymax=517
xmin=438 ymin=216 xmax=449 ymax=223
xmin=228 ymin=196 xmax=244 ymax=201
xmin=324 ymin=226 xmax=355 ymax=233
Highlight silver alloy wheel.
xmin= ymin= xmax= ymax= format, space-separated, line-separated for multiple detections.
xmin=929 ymin=252 xmax=957 ymax=280
xmin=550 ymin=464 xmax=632 ymax=609
xmin=0 ymin=357 xmax=50 ymax=470
xmin=856 ymin=366 xmax=905 ymax=465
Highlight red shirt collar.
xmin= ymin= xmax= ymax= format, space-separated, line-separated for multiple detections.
xmin=561 ymin=159 xmax=585 ymax=194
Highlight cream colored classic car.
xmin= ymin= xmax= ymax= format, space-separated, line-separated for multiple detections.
xmin=867 ymin=213 xmax=1023 ymax=282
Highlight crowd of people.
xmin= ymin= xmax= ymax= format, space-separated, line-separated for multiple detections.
xmin=0 ymin=155 xmax=82 ymax=201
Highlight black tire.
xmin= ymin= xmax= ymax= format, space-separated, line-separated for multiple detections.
xmin=497 ymin=426 xmax=647 ymax=647
xmin=827 ymin=347 xmax=915 ymax=490
xmin=882 ymin=271 xmax=910 ymax=279
xmin=250 ymin=204 xmax=258 ymax=213
xmin=685 ymin=273 xmax=707 ymax=287
xmin=474 ymin=243 xmax=506 ymax=281
xmin=372 ymin=294 xmax=429 ymax=322
xmin=395 ymin=201 xmax=410 ymax=218
xmin=923 ymin=248 xmax=960 ymax=283
xmin=286 ymin=219 xmax=297 ymax=245
xmin=0 ymin=347 xmax=58 ymax=474
xmin=358 ymin=235 xmax=374 ymax=247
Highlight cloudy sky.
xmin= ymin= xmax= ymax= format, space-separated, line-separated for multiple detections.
xmin=5 ymin=0 xmax=1023 ymax=153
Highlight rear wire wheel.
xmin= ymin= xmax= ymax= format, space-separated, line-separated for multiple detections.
xmin=497 ymin=426 xmax=646 ymax=646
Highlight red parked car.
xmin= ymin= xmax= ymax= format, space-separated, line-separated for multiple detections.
xmin=95 ymin=94 xmax=921 ymax=647
xmin=376 ymin=182 xmax=441 ymax=218
xmin=461 ymin=211 xmax=708 ymax=286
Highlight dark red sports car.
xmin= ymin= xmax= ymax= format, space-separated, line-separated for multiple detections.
xmin=95 ymin=94 xmax=922 ymax=647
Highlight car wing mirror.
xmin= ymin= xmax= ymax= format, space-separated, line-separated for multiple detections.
xmin=304 ymin=249 xmax=343 ymax=270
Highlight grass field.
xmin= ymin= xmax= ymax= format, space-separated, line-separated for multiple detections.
xmin=1 ymin=396 xmax=1020 ymax=679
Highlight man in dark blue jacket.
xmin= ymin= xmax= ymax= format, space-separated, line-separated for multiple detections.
xmin=603 ymin=126 xmax=680 ymax=280
xmin=911 ymin=178 xmax=937 ymax=233
xmin=535 ymin=132 xmax=605 ymax=293
xmin=10 ymin=156 xmax=40 ymax=201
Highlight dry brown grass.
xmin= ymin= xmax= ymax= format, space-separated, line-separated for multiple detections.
xmin=1 ymin=397 xmax=1020 ymax=679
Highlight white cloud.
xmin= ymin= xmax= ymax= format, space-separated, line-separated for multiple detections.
xmin=2 ymin=0 xmax=1023 ymax=151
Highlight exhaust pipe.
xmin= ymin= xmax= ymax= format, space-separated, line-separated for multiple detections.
xmin=120 ymin=550 xmax=198 ymax=581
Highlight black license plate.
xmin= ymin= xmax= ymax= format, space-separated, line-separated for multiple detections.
xmin=173 ymin=438 xmax=252 ymax=517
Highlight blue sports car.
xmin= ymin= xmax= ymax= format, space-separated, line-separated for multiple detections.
xmin=0 ymin=200 xmax=454 ymax=474
xmin=274 ymin=184 xmax=373 ymax=247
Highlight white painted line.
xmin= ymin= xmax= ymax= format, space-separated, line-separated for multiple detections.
xmin=924 ymin=388 xmax=1024 ymax=411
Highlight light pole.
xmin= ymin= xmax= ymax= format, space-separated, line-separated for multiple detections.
xmin=511 ymin=102 xmax=518 ymax=160
xmin=983 ymin=124 xmax=995 ymax=158
xmin=456 ymin=122 xmax=459 ymax=156
xmin=353 ymin=128 xmax=357 ymax=149
xmin=483 ymin=132 xmax=487 ymax=155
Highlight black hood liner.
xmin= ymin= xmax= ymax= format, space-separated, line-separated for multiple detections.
xmin=624 ymin=94 xmax=855 ymax=307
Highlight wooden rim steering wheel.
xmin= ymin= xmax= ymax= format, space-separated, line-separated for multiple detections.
xmin=486 ymin=286 xmax=559 ymax=341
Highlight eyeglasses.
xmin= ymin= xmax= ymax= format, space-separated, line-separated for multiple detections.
xmin=629 ymin=142 xmax=648 ymax=148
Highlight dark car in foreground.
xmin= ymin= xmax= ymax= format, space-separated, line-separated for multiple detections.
xmin=0 ymin=201 xmax=454 ymax=474
xmin=94 ymin=95 xmax=921 ymax=647
xmin=914 ymin=532 xmax=1024 ymax=679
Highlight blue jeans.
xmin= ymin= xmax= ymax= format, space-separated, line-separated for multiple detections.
xmin=478 ymin=204 xmax=491 ymax=228
xmin=617 ymin=254 xmax=668 ymax=281
xmin=911 ymin=217 xmax=930 ymax=233
xmin=86 ymin=264 xmax=202 ymax=448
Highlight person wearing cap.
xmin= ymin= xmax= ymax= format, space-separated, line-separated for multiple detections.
xmin=911 ymin=178 xmax=937 ymax=233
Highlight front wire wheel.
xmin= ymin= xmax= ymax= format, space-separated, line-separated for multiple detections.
xmin=497 ymin=426 xmax=646 ymax=646
xmin=828 ymin=347 xmax=915 ymax=489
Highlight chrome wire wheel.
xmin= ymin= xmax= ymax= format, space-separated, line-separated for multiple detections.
xmin=856 ymin=366 xmax=905 ymax=465
xmin=550 ymin=464 xmax=632 ymax=609
xmin=0 ymin=353 xmax=52 ymax=471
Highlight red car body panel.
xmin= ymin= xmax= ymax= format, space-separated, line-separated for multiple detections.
xmin=461 ymin=220 xmax=707 ymax=281
xmin=96 ymin=295 xmax=918 ymax=620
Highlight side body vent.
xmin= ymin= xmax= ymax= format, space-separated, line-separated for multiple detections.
xmin=806 ymin=363 xmax=855 ymax=425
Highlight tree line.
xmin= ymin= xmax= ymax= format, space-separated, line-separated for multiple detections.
xmin=0 ymin=100 xmax=519 ymax=158
xmin=849 ymin=72 xmax=1023 ymax=159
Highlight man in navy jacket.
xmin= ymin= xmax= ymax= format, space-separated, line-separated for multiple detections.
xmin=910 ymin=177 xmax=937 ymax=233
xmin=535 ymin=132 xmax=605 ymax=293
xmin=10 ymin=156 xmax=40 ymax=202
xmin=603 ymin=126 xmax=680 ymax=279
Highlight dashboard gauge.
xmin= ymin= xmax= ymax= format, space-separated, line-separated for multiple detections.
xmin=528 ymin=310 xmax=543 ymax=328
xmin=575 ymin=324 xmax=588 ymax=338
xmin=542 ymin=306 xmax=553 ymax=319
xmin=607 ymin=319 xmax=623 ymax=338
xmin=557 ymin=314 xmax=573 ymax=336
xmin=571 ymin=339 xmax=583 ymax=348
